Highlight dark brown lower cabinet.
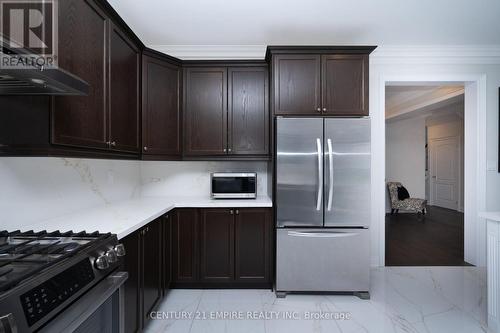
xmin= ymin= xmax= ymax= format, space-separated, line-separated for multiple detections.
xmin=235 ymin=208 xmax=272 ymax=284
xmin=122 ymin=216 xmax=165 ymax=333
xmin=162 ymin=213 xmax=172 ymax=294
xmin=172 ymin=209 xmax=199 ymax=284
xmin=141 ymin=218 xmax=162 ymax=327
xmin=172 ymin=207 xmax=272 ymax=288
xmin=199 ymin=209 xmax=235 ymax=282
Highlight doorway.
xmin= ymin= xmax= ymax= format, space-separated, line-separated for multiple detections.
xmin=384 ymin=84 xmax=467 ymax=266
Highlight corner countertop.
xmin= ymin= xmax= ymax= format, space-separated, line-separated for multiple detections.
xmin=20 ymin=196 xmax=273 ymax=240
xmin=479 ymin=212 xmax=500 ymax=223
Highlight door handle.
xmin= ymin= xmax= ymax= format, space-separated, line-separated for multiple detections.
xmin=316 ymin=138 xmax=323 ymax=211
xmin=327 ymin=138 xmax=333 ymax=211
xmin=288 ymin=231 xmax=358 ymax=238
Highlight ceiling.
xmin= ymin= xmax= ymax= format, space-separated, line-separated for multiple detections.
xmin=385 ymin=85 xmax=464 ymax=122
xmin=107 ymin=0 xmax=500 ymax=48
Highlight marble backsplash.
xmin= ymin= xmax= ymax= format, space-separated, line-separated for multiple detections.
xmin=139 ymin=160 xmax=269 ymax=197
xmin=0 ymin=157 xmax=141 ymax=229
xmin=0 ymin=157 xmax=270 ymax=230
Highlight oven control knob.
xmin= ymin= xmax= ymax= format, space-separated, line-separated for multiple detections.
xmin=95 ymin=255 xmax=109 ymax=270
xmin=106 ymin=249 xmax=118 ymax=263
xmin=114 ymin=244 xmax=126 ymax=257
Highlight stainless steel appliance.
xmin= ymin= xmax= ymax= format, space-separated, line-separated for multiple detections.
xmin=211 ymin=172 xmax=257 ymax=199
xmin=0 ymin=230 xmax=127 ymax=332
xmin=275 ymin=117 xmax=371 ymax=299
xmin=0 ymin=40 xmax=90 ymax=96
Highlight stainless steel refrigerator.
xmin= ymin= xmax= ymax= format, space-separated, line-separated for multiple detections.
xmin=275 ymin=117 xmax=371 ymax=299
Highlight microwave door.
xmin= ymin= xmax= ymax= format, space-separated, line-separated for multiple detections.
xmin=276 ymin=118 xmax=324 ymax=228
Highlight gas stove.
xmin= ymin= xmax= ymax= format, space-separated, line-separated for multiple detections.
xmin=0 ymin=230 xmax=127 ymax=332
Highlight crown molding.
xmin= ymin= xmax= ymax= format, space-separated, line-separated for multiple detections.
xmin=147 ymin=44 xmax=500 ymax=64
xmin=371 ymin=45 xmax=500 ymax=64
xmin=147 ymin=45 xmax=266 ymax=60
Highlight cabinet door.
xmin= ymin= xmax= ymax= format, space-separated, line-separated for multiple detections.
xmin=273 ymin=55 xmax=321 ymax=115
xmin=121 ymin=230 xmax=141 ymax=333
xmin=199 ymin=209 xmax=235 ymax=282
xmin=321 ymin=55 xmax=368 ymax=116
xmin=162 ymin=213 xmax=172 ymax=294
xmin=183 ymin=67 xmax=227 ymax=156
xmin=235 ymin=208 xmax=271 ymax=284
xmin=172 ymin=209 xmax=199 ymax=283
xmin=109 ymin=24 xmax=140 ymax=153
xmin=142 ymin=219 xmax=162 ymax=326
xmin=228 ymin=67 xmax=269 ymax=156
xmin=52 ymin=0 xmax=108 ymax=149
xmin=142 ymin=56 xmax=181 ymax=157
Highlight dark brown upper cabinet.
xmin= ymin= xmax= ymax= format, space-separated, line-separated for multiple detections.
xmin=321 ymin=55 xmax=368 ymax=116
xmin=183 ymin=67 xmax=228 ymax=156
xmin=183 ymin=64 xmax=269 ymax=159
xmin=268 ymin=46 xmax=375 ymax=117
xmin=228 ymin=67 xmax=269 ymax=156
xmin=142 ymin=52 xmax=182 ymax=159
xmin=52 ymin=0 xmax=141 ymax=155
xmin=52 ymin=0 xmax=109 ymax=149
xmin=199 ymin=209 xmax=235 ymax=282
xmin=109 ymin=23 xmax=140 ymax=153
xmin=272 ymin=55 xmax=321 ymax=115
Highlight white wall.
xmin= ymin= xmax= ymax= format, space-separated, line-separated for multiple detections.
xmin=139 ymin=161 xmax=269 ymax=197
xmin=0 ymin=157 xmax=141 ymax=230
xmin=370 ymin=48 xmax=500 ymax=267
xmin=386 ymin=116 xmax=426 ymax=211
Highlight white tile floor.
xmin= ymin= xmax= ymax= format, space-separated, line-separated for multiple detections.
xmin=144 ymin=267 xmax=489 ymax=333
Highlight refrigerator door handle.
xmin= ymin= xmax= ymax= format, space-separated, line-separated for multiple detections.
xmin=327 ymin=138 xmax=334 ymax=211
xmin=288 ymin=231 xmax=358 ymax=238
xmin=316 ymin=138 xmax=323 ymax=211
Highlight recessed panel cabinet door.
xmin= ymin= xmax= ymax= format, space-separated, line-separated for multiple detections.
xmin=172 ymin=209 xmax=199 ymax=283
xmin=199 ymin=209 xmax=235 ymax=282
xmin=142 ymin=219 xmax=162 ymax=326
xmin=321 ymin=55 xmax=368 ymax=116
xmin=228 ymin=67 xmax=269 ymax=155
xmin=52 ymin=0 xmax=108 ymax=149
xmin=184 ymin=68 xmax=227 ymax=156
xmin=109 ymin=24 xmax=140 ymax=152
xmin=142 ymin=56 xmax=181 ymax=157
xmin=121 ymin=230 xmax=141 ymax=333
xmin=235 ymin=208 xmax=271 ymax=284
xmin=273 ymin=55 xmax=321 ymax=115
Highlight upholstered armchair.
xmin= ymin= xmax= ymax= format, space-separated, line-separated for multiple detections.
xmin=387 ymin=182 xmax=427 ymax=214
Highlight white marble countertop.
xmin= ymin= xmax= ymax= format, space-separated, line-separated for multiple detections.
xmin=479 ymin=211 xmax=500 ymax=222
xmin=20 ymin=196 xmax=272 ymax=239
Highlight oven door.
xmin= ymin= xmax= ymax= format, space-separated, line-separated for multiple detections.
xmin=39 ymin=272 xmax=128 ymax=333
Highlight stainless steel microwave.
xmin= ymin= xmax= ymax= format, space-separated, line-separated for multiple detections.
xmin=211 ymin=172 xmax=257 ymax=199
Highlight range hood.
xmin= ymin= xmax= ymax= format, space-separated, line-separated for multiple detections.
xmin=0 ymin=41 xmax=89 ymax=96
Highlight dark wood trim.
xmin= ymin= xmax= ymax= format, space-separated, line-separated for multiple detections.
xmin=143 ymin=47 xmax=182 ymax=66
xmin=265 ymin=45 xmax=377 ymax=61
xmin=182 ymin=60 xmax=268 ymax=67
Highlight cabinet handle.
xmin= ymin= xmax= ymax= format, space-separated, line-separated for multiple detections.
xmin=316 ymin=107 xmax=321 ymax=112
xmin=110 ymin=141 xmax=116 ymax=147
xmin=235 ymin=209 xmax=239 ymax=215
xmin=228 ymin=148 xmax=232 ymax=152
xmin=106 ymin=141 xmax=111 ymax=146
xmin=230 ymin=209 xmax=234 ymax=215
xmin=322 ymin=108 xmax=327 ymax=112
xmin=223 ymin=148 xmax=227 ymax=153
xmin=143 ymin=146 xmax=148 ymax=151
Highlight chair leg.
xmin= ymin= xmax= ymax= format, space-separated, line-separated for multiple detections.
xmin=390 ymin=209 xmax=394 ymax=215
xmin=396 ymin=209 xmax=399 ymax=214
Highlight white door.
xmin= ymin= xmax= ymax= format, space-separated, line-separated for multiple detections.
xmin=429 ymin=137 xmax=459 ymax=210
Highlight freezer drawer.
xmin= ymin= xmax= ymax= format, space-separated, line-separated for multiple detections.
xmin=276 ymin=228 xmax=370 ymax=293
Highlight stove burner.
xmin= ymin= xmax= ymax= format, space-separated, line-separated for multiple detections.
xmin=0 ymin=230 xmax=112 ymax=293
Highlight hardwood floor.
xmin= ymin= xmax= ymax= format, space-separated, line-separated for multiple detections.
xmin=385 ymin=206 xmax=468 ymax=266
